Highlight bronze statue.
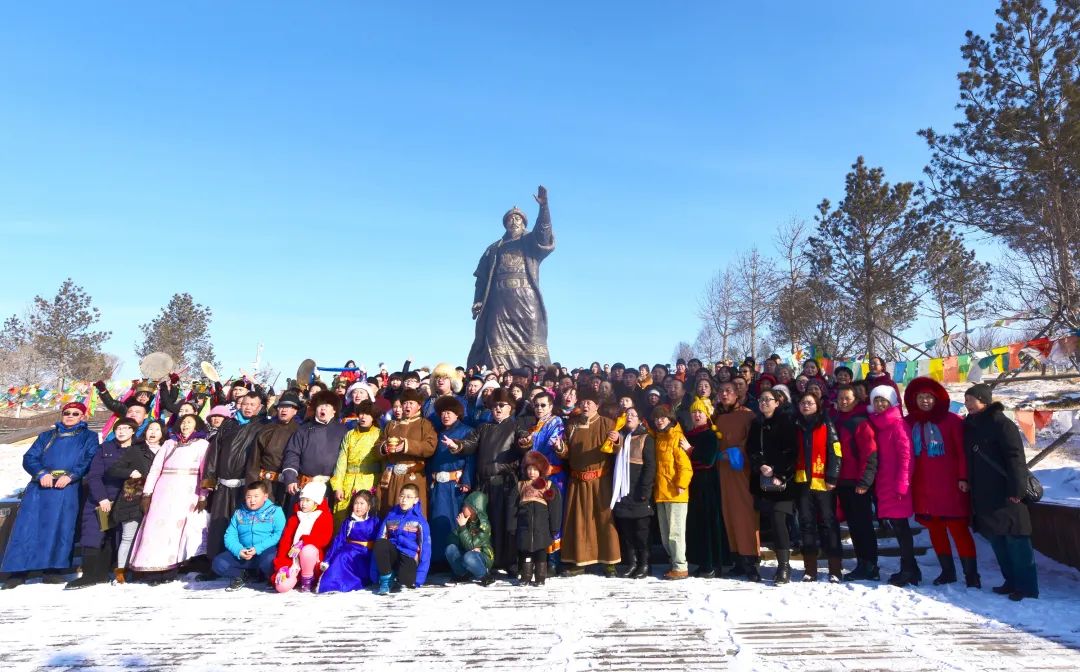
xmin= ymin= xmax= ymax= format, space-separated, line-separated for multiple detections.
xmin=467 ymin=185 xmax=554 ymax=370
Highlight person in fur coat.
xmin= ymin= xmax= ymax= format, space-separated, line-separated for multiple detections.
xmin=904 ymin=377 xmax=979 ymax=588
xmin=272 ymin=482 xmax=334 ymax=593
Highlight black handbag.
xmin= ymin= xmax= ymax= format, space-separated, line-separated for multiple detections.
xmin=759 ymin=474 xmax=787 ymax=493
xmin=973 ymin=444 xmax=1043 ymax=504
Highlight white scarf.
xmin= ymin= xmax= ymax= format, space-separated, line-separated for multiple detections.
xmin=610 ymin=431 xmax=633 ymax=509
xmin=293 ymin=508 xmax=323 ymax=545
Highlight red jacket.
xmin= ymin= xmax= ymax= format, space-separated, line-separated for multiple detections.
xmin=831 ymin=407 xmax=878 ymax=489
xmin=904 ymin=377 xmax=970 ymax=518
xmin=272 ymin=498 xmax=334 ymax=576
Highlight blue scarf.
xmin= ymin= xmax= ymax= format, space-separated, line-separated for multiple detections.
xmin=912 ymin=422 xmax=945 ymax=457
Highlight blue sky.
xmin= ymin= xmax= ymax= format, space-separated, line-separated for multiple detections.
xmin=1 ymin=2 xmax=997 ymax=381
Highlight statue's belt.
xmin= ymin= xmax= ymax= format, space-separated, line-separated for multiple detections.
xmin=494 ymin=275 xmax=529 ymax=289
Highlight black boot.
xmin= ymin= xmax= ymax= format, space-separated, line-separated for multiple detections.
xmin=630 ymin=552 xmax=650 ymax=579
xmin=744 ymin=556 xmax=761 ymax=583
xmin=801 ymin=552 xmax=818 ymax=582
xmin=532 ymin=559 xmax=547 ymax=587
xmin=774 ymin=550 xmax=791 ymax=585
xmin=844 ymin=559 xmax=880 ymax=582
xmin=959 ymin=557 xmax=981 ymax=589
xmin=933 ymin=554 xmax=957 ymax=585
xmin=827 ymin=556 xmax=844 ymax=584
xmin=888 ymin=558 xmax=921 ymax=587
xmin=618 ymin=549 xmax=638 ymax=578
xmin=727 ymin=555 xmax=747 ymax=577
xmin=518 ymin=555 xmax=534 ymax=587
xmin=65 ymin=548 xmax=108 ymax=590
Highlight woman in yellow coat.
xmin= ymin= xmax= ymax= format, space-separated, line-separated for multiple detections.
xmin=650 ymin=404 xmax=693 ymax=579
xmin=330 ymin=400 xmax=383 ymax=525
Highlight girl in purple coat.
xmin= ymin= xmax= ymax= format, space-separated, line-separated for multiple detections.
xmin=867 ymin=385 xmax=918 ymax=586
xmin=318 ymin=491 xmax=381 ymax=593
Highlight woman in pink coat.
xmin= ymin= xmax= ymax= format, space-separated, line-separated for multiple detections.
xmin=903 ymin=377 xmax=978 ymax=588
xmin=128 ymin=414 xmax=212 ymax=583
xmin=867 ymin=385 xmax=918 ymax=587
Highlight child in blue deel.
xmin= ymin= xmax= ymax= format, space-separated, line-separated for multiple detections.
xmin=373 ymin=483 xmax=431 ymax=595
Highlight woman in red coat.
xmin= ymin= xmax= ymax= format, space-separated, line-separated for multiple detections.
xmin=273 ymin=481 xmax=334 ymax=593
xmin=903 ymin=377 xmax=979 ymax=588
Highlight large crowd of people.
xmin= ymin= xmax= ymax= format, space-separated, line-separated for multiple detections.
xmin=0 ymin=355 xmax=1040 ymax=602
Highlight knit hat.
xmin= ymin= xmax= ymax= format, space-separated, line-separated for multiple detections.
xmin=771 ymin=384 xmax=792 ymax=404
xmin=208 ymin=405 xmax=232 ymax=419
xmin=61 ymin=401 xmax=87 ymax=414
xmin=869 ymin=385 xmax=899 ymax=408
xmin=689 ymin=397 xmax=713 ymax=416
xmin=965 ymin=383 xmax=993 ymax=405
xmin=479 ymin=379 xmax=501 ymax=396
xmin=299 ymin=481 xmax=326 ymax=504
xmin=345 ymin=381 xmax=371 ymax=401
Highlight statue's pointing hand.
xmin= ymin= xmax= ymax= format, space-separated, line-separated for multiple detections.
xmin=534 ymin=185 xmax=548 ymax=206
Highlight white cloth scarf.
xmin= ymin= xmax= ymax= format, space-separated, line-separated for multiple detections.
xmin=292 ymin=508 xmax=323 ymax=545
xmin=610 ymin=431 xmax=633 ymax=509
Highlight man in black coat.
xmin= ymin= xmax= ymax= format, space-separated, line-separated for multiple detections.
xmin=203 ymin=392 xmax=268 ymax=559
xmin=962 ymin=384 xmax=1038 ymax=600
xmin=444 ymin=388 xmax=527 ymax=572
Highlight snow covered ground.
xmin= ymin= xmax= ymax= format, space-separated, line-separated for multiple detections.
xmin=3 ymin=431 xmax=1080 ymax=671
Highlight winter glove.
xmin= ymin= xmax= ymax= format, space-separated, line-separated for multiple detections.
xmin=195 ymin=498 xmax=208 ymax=513
xmin=169 ymin=372 xmax=180 ymax=384
xmin=94 ymin=380 xmax=107 ymax=393
xmin=725 ymin=447 xmax=744 ymax=471
xmin=140 ymin=495 xmax=152 ymax=514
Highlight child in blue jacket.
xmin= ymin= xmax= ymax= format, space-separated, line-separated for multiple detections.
xmin=211 ymin=481 xmax=286 ymax=591
xmin=373 ymin=483 xmax=431 ymax=595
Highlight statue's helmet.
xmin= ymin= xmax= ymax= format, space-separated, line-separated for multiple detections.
xmin=502 ymin=206 xmax=529 ymax=229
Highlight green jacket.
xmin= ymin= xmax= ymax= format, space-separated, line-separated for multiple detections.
xmin=450 ymin=490 xmax=494 ymax=569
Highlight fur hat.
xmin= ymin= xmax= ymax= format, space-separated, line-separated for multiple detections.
xmin=432 ymin=362 xmax=464 ymax=394
xmin=522 ymin=450 xmax=551 ymax=478
xmin=434 ymin=395 xmax=464 ymax=418
xmin=345 ymin=381 xmax=371 ymax=401
xmin=869 ymin=385 xmax=899 ymax=408
xmin=488 ymin=387 xmax=513 ymax=407
xmin=299 ymin=481 xmax=326 ymax=504
xmin=578 ymin=386 xmax=600 ymax=404
xmin=771 ymin=384 xmax=792 ymax=404
xmin=354 ymin=399 xmax=377 ymax=419
xmin=310 ymin=389 xmax=342 ymax=413
xmin=399 ymin=388 xmax=425 ymax=405
xmin=479 ymin=379 xmax=501 ymax=396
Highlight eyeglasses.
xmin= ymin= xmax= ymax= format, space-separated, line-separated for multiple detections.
xmin=535 ymin=403 xmax=550 ymax=408
xmin=62 ymin=411 xmax=82 ymax=417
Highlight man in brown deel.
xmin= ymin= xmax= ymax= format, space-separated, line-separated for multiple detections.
xmin=557 ymin=387 xmax=620 ymax=576
xmin=713 ymin=380 xmax=761 ymax=580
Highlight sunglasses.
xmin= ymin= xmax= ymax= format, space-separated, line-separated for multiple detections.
xmin=62 ymin=411 xmax=83 ymax=417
